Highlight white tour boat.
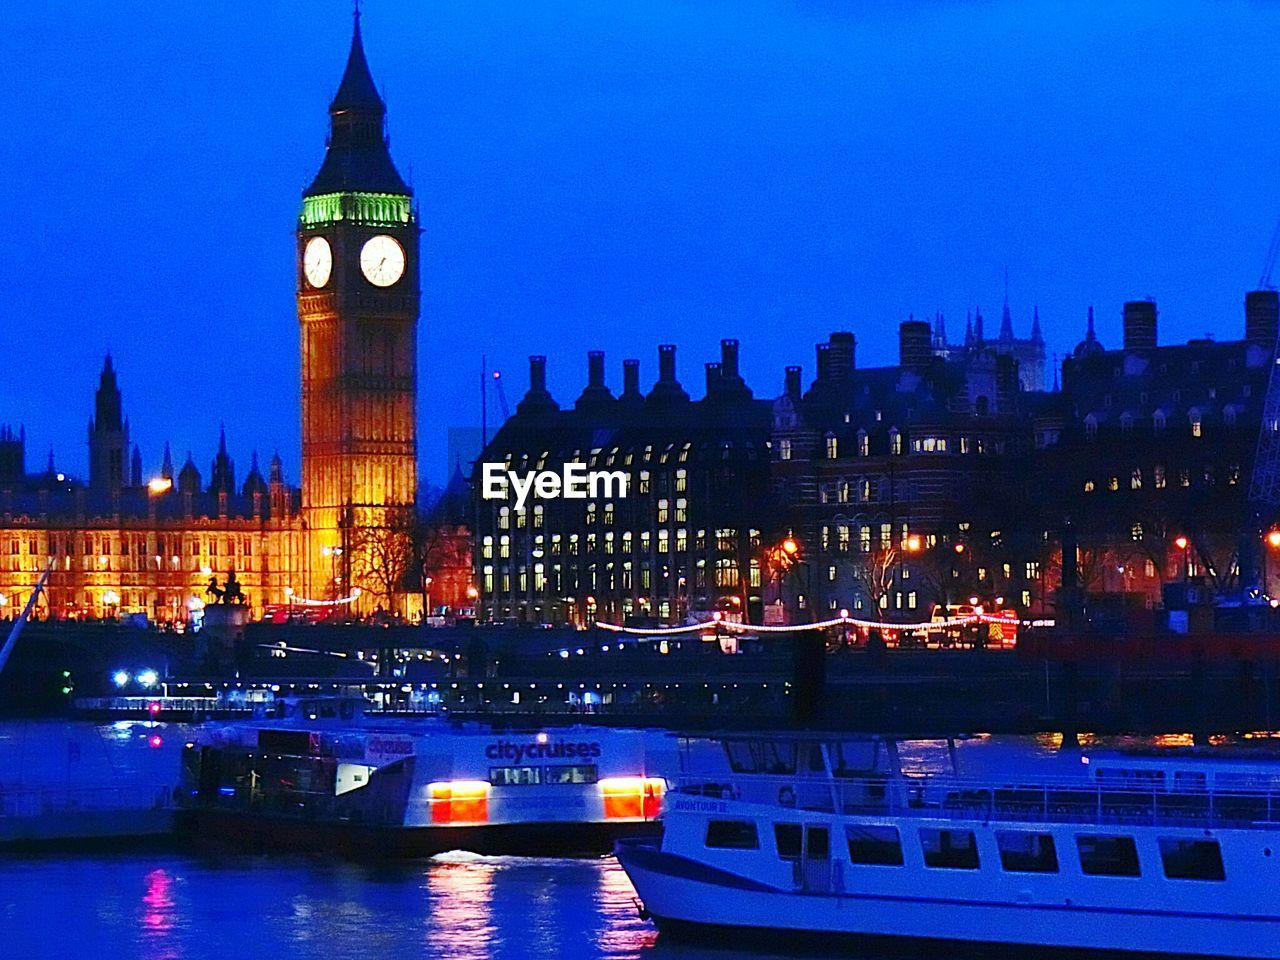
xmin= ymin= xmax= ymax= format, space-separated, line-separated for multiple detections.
xmin=177 ymin=696 xmax=668 ymax=857
xmin=616 ymin=732 xmax=1280 ymax=958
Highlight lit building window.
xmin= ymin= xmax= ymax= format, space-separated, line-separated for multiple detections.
xmin=826 ymin=434 xmax=838 ymax=459
xmin=889 ymin=429 xmax=902 ymax=455
xmin=858 ymin=431 xmax=869 ymax=456
xmin=1130 ymin=469 xmax=1142 ymax=490
xmin=779 ymin=439 xmax=792 ymax=461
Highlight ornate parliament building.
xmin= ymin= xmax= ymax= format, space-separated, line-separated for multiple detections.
xmin=0 ymin=17 xmax=420 ymax=622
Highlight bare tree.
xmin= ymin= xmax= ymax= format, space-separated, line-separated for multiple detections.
xmin=349 ymin=508 xmax=416 ymax=614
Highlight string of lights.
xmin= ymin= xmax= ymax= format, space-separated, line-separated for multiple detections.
xmin=594 ymin=612 xmax=1020 ymax=636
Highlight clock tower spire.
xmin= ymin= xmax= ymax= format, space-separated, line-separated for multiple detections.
xmin=298 ymin=13 xmax=419 ymax=613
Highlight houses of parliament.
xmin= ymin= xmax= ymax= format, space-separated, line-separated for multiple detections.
xmin=0 ymin=16 xmax=422 ymax=622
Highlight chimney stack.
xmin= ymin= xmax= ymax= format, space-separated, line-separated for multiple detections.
xmin=658 ymin=344 xmax=676 ymax=382
xmin=648 ymin=344 xmax=690 ymax=403
xmin=1122 ymin=300 xmax=1157 ymax=350
xmin=827 ymin=331 xmax=856 ymax=379
xmin=1246 ymin=290 xmax=1280 ymax=346
xmin=720 ymin=339 xmax=740 ymax=379
xmin=516 ymin=355 xmax=559 ymax=416
xmin=815 ymin=343 xmax=831 ymax=382
xmin=898 ymin=320 xmax=932 ymax=372
xmin=622 ymin=359 xmax=641 ymax=398
xmin=784 ymin=366 xmax=802 ymax=400
xmin=587 ymin=350 xmax=605 ymax=388
xmin=705 ymin=362 xmax=722 ymax=396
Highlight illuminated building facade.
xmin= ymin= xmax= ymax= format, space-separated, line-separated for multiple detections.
xmin=770 ymin=324 xmax=1040 ymax=620
xmin=473 ymin=345 xmax=774 ymax=625
xmin=0 ymin=17 xmax=420 ymax=621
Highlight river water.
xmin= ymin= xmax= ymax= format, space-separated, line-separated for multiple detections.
xmin=0 ymin=721 xmax=781 ymax=959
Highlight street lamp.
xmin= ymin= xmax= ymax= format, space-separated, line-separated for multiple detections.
xmin=424 ymin=576 xmax=434 ymax=617
xmin=1174 ymin=535 xmax=1190 ymax=582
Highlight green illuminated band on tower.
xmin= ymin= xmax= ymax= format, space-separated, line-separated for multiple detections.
xmin=301 ymin=192 xmax=413 ymax=226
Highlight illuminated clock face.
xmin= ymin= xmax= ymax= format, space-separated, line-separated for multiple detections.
xmin=360 ymin=235 xmax=406 ymax=287
xmin=303 ymin=236 xmax=332 ymax=288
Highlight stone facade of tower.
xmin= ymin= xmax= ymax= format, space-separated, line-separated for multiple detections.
xmin=297 ymin=14 xmax=420 ymax=613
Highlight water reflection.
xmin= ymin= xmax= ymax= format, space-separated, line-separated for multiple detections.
xmin=424 ymin=856 xmax=497 ymax=959
xmin=137 ymin=867 xmax=179 ymax=960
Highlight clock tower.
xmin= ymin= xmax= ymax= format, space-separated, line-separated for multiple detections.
xmin=298 ymin=12 xmax=419 ymax=611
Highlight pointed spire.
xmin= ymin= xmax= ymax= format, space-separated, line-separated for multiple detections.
xmin=46 ymin=447 xmax=55 ymax=475
xmin=1086 ymin=305 xmax=1097 ymax=341
xmin=1031 ymin=305 xmax=1043 ymax=343
xmin=964 ymin=311 xmax=974 ymax=348
xmin=130 ymin=444 xmax=142 ymax=487
xmin=306 ymin=10 xmax=408 ymax=196
xmin=974 ymin=306 xmax=985 ymax=344
xmin=161 ymin=441 xmax=173 ymax=480
xmin=999 ymin=274 xmax=1014 ymax=342
xmin=270 ymin=450 xmax=284 ymax=484
xmin=331 ymin=4 xmax=384 ymax=114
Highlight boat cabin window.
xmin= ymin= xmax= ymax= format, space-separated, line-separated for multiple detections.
xmin=545 ymin=764 xmax=598 ymax=785
xmin=830 ymin=741 xmax=879 ymax=778
xmin=806 ymin=826 xmax=830 ymax=860
xmin=490 ymin=766 xmax=541 ymax=786
xmin=996 ymin=831 xmax=1058 ymax=873
xmin=920 ymin=829 xmax=979 ymax=869
xmin=1173 ymin=771 xmax=1207 ymax=792
xmin=724 ymin=740 xmax=797 ymax=775
xmin=1159 ymin=838 xmax=1225 ymax=881
xmin=1096 ymin=768 xmax=1165 ymax=790
xmin=846 ymin=826 xmax=903 ymax=866
xmin=705 ymin=820 xmax=759 ymax=850
xmin=1077 ymin=835 xmax=1140 ymax=877
xmin=774 ymin=823 xmax=802 ymax=861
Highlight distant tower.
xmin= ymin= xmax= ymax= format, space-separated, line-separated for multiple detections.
xmin=88 ymin=355 xmax=128 ymax=490
xmin=298 ymin=11 xmax=419 ymax=606
xmin=0 ymin=425 xmax=24 ymax=485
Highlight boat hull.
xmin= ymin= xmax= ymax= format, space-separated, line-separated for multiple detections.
xmin=616 ymin=839 xmax=1280 ymax=960
xmin=179 ymin=808 xmax=659 ymax=859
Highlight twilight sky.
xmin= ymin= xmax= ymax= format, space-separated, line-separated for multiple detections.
xmin=4 ymin=0 xmax=1280 ymax=485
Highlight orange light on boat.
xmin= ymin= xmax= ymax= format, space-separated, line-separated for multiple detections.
xmin=599 ymin=776 xmax=665 ymax=820
xmin=427 ymin=780 xmax=490 ymax=824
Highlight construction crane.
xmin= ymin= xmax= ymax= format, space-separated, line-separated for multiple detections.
xmin=492 ymin=369 xmax=510 ymax=421
xmin=1261 ymin=217 xmax=1280 ymax=290
xmin=480 ymin=357 xmax=513 ymax=448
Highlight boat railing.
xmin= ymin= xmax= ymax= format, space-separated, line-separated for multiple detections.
xmin=674 ymin=771 xmax=1280 ymax=829
xmin=0 ymin=783 xmax=173 ymax=818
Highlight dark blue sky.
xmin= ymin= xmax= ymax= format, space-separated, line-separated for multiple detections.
xmin=4 ymin=0 xmax=1280 ymax=485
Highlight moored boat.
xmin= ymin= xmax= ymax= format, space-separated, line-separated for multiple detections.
xmin=617 ymin=732 xmax=1280 ymax=958
xmin=177 ymin=696 xmax=668 ymax=857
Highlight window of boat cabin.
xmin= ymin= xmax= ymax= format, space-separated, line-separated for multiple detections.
xmin=490 ymin=766 xmax=541 ymax=786
xmin=920 ymin=829 xmax=979 ymax=869
xmin=830 ymin=740 xmax=880 ymax=778
xmin=706 ymin=820 xmax=759 ymax=850
xmin=724 ymin=739 xmax=797 ymax=775
xmin=1159 ymin=838 xmax=1225 ymax=881
xmin=996 ymin=831 xmax=1058 ymax=873
xmin=1077 ymin=835 xmax=1140 ymax=876
xmin=847 ymin=826 xmax=903 ymax=865
xmin=1095 ymin=768 xmax=1165 ymax=789
xmin=544 ymin=764 xmax=597 ymax=785
xmin=774 ymin=823 xmax=802 ymax=860
xmin=806 ymin=825 xmax=830 ymax=860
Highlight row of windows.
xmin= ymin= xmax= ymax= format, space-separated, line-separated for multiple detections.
xmin=783 ymin=432 xmax=1010 ymax=463
xmin=488 ymin=764 xmax=598 ymax=786
xmin=6 ymin=535 xmax=261 ymax=557
xmin=1082 ymin=463 xmax=1240 ymax=493
xmin=704 ymin=820 xmax=1225 ymax=881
